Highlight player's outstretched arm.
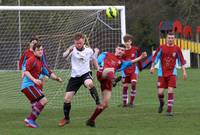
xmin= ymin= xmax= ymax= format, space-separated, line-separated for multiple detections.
xmin=63 ymin=45 xmax=74 ymax=58
xmin=131 ymin=52 xmax=147 ymax=64
xmin=93 ymin=48 xmax=100 ymax=58
xmin=50 ymin=73 xmax=63 ymax=82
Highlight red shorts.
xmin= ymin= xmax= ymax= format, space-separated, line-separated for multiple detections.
xmin=157 ymin=76 xmax=176 ymax=88
xmin=96 ymin=71 xmax=112 ymax=91
xmin=122 ymin=73 xmax=138 ymax=83
xmin=22 ymin=85 xmax=44 ymax=103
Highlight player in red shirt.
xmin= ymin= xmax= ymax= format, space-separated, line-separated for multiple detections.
xmin=19 ymin=37 xmax=48 ymax=76
xmin=21 ymin=43 xmax=62 ymax=128
xmin=86 ymin=44 xmax=147 ymax=127
xmin=121 ymin=34 xmax=143 ymax=107
xmin=150 ymin=32 xmax=187 ymax=116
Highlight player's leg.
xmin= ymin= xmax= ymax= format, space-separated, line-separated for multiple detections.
xmin=58 ymin=77 xmax=82 ymax=126
xmin=83 ymin=72 xmax=100 ymax=105
xmin=166 ymin=75 xmax=176 ymax=116
xmin=22 ymin=86 xmax=46 ymax=128
xmin=157 ymin=77 xmax=166 ymax=113
xmin=86 ymin=79 xmax=112 ymax=127
xmin=157 ymin=88 xmax=165 ymax=113
xmin=122 ymin=81 xmax=129 ymax=107
xmin=102 ymin=68 xmax=117 ymax=86
xmin=166 ymin=87 xmax=174 ymax=116
xmin=86 ymin=90 xmax=112 ymax=127
xmin=130 ymin=73 xmax=138 ymax=107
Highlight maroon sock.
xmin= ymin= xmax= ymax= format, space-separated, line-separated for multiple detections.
xmin=89 ymin=106 xmax=105 ymax=121
xmin=158 ymin=94 xmax=164 ymax=107
xmin=167 ymin=93 xmax=174 ymax=112
xmin=122 ymin=86 xmax=128 ymax=105
xmin=130 ymin=81 xmax=137 ymax=105
xmin=27 ymin=101 xmax=44 ymax=120
xmin=130 ymin=82 xmax=136 ymax=105
xmin=130 ymin=90 xmax=136 ymax=105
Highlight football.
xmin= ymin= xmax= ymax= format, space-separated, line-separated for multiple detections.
xmin=106 ymin=7 xmax=118 ymax=18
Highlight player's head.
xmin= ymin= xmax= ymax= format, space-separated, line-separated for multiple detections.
xmin=30 ymin=36 xmax=39 ymax=49
xmin=33 ymin=43 xmax=43 ymax=58
xmin=166 ymin=32 xmax=175 ymax=46
xmin=115 ymin=43 xmax=126 ymax=57
xmin=123 ymin=34 xmax=133 ymax=47
xmin=74 ymin=32 xmax=85 ymax=51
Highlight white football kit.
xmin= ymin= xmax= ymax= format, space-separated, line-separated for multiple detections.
xmin=70 ymin=46 xmax=95 ymax=77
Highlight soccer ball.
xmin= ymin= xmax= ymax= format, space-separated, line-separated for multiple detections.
xmin=106 ymin=7 xmax=118 ymax=18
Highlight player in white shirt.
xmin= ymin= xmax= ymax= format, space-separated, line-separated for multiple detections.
xmin=58 ymin=32 xmax=100 ymax=126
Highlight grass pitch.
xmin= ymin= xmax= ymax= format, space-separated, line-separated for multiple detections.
xmin=0 ymin=69 xmax=200 ymax=135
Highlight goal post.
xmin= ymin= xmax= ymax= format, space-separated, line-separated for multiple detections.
xmin=0 ymin=6 xmax=126 ymax=109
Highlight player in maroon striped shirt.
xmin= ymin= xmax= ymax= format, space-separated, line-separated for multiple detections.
xmin=21 ymin=43 xmax=62 ymax=128
xmin=121 ymin=34 xmax=143 ymax=107
xmin=86 ymin=44 xmax=147 ymax=127
xmin=150 ymin=32 xmax=187 ymax=116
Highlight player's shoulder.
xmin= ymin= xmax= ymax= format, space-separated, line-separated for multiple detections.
xmin=174 ymin=45 xmax=181 ymax=49
xmin=85 ymin=46 xmax=93 ymax=51
xmin=23 ymin=49 xmax=30 ymax=54
xmin=28 ymin=55 xmax=36 ymax=62
xmin=132 ymin=45 xmax=140 ymax=50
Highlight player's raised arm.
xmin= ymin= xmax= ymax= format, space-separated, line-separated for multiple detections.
xmin=63 ymin=45 xmax=74 ymax=58
xmin=91 ymin=48 xmax=100 ymax=70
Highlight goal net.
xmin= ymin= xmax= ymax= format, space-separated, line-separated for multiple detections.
xmin=0 ymin=6 xmax=126 ymax=109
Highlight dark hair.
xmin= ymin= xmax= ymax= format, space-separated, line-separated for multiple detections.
xmin=30 ymin=36 xmax=39 ymax=42
xmin=123 ymin=34 xmax=133 ymax=42
xmin=74 ymin=32 xmax=85 ymax=40
xmin=167 ymin=32 xmax=175 ymax=36
xmin=118 ymin=43 xmax=126 ymax=48
xmin=33 ymin=43 xmax=42 ymax=51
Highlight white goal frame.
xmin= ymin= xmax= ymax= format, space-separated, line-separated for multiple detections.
xmin=0 ymin=5 xmax=126 ymax=58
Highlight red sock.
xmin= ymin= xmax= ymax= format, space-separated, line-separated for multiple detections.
xmin=122 ymin=86 xmax=128 ymax=106
xmin=89 ymin=106 xmax=104 ymax=121
xmin=167 ymin=93 xmax=174 ymax=112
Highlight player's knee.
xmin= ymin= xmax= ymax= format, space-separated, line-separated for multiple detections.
xmin=85 ymin=81 xmax=94 ymax=89
xmin=64 ymin=95 xmax=72 ymax=103
xmin=40 ymin=97 xmax=48 ymax=106
xmin=123 ymin=83 xmax=129 ymax=87
xmin=64 ymin=92 xmax=74 ymax=103
xmin=101 ymin=102 xmax=109 ymax=108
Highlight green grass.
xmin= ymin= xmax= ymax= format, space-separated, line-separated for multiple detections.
xmin=0 ymin=69 xmax=200 ymax=135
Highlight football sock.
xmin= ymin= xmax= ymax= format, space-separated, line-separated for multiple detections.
xmin=90 ymin=86 xmax=100 ymax=105
xmin=167 ymin=93 xmax=174 ymax=113
xmin=130 ymin=81 xmax=136 ymax=105
xmin=89 ymin=106 xmax=105 ymax=121
xmin=122 ymin=86 xmax=128 ymax=105
xmin=64 ymin=102 xmax=71 ymax=120
xmin=28 ymin=101 xmax=44 ymax=120
xmin=158 ymin=94 xmax=164 ymax=107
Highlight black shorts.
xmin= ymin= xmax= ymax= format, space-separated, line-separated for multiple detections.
xmin=66 ymin=71 xmax=93 ymax=93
